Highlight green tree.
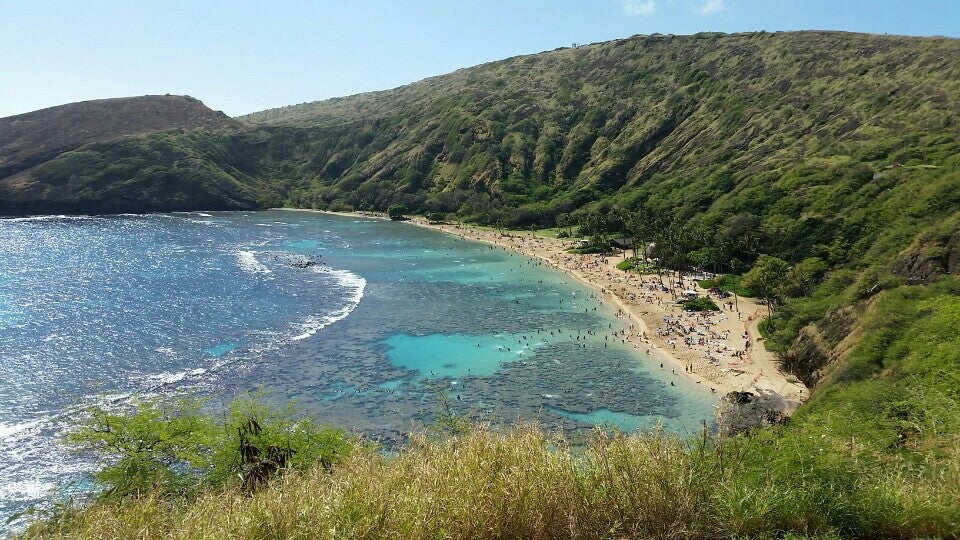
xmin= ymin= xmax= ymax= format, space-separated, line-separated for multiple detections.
xmin=741 ymin=254 xmax=791 ymax=316
xmin=65 ymin=396 xmax=215 ymax=498
xmin=577 ymin=212 xmax=605 ymax=237
xmin=688 ymin=246 xmax=719 ymax=273
xmin=555 ymin=212 xmax=573 ymax=237
xmin=387 ymin=204 xmax=409 ymax=220
xmin=813 ymin=236 xmax=849 ymax=265
xmin=782 ymin=257 xmax=829 ymax=298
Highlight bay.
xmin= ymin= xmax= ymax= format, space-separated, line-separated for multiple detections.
xmin=0 ymin=210 xmax=716 ymax=530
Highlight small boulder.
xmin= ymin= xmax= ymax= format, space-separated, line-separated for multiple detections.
xmin=716 ymin=389 xmax=789 ymax=436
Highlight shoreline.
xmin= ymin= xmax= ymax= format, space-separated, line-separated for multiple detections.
xmin=279 ymin=208 xmax=807 ymax=411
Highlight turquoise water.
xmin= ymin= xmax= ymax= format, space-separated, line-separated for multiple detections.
xmin=0 ymin=210 xmax=717 ymax=530
xmin=205 ymin=342 xmax=239 ymax=357
xmin=287 ymin=239 xmax=322 ymax=251
xmin=381 ymin=333 xmax=543 ymax=379
xmin=547 ymin=406 xmax=675 ymax=433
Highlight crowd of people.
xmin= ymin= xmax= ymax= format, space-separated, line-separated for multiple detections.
xmin=413 ymin=221 xmax=805 ymax=403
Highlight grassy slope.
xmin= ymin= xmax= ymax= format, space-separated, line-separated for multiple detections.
xmin=26 ymin=375 xmax=960 ymax=539
xmin=11 ymin=32 xmax=959 ymax=223
xmin=0 ymin=95 xmax=238 ymax=179
xmin=0 ymin=96 xmax=256 ymax=215
xmin=239 ymin=32 xmax=960 ymax=225
xmin=0 ymin=130 xmax=267 ymax=214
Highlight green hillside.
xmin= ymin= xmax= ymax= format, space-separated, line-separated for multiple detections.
xmin=0 ymin=96 xmax=260 ymax=215
xmin=0 ymin=95 xmax=238 ymax=179
xmin=239 ymin=31 xmax=959 ymax=228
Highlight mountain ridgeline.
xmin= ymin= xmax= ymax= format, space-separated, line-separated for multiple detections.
xmin=0 ymin=95 xmax=254 ymax=214
xmin=241 ymin=31 xmax=959 ymax=224
xmin=2 ymin=31 xmax=960 ymax=435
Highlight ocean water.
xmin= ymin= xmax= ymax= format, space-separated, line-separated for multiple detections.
xmin=0 ymin=210 xmax=716 ymax=530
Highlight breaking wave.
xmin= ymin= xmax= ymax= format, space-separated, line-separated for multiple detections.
xmin=235 ymin=250 xmax=272 ymax=274
xmin=292 ymin=267 xmax=366 ymax=341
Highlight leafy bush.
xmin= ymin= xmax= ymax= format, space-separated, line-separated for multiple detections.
xmin=567 ymin=235 xmax=611 ymax=254
xmin=387 ymin=204 xmax=408 ymax=220
xmin=65 ymin=394 xmax=352 ymax=499
xmin=64 ymin=396 xmax=214 ymax=498
xmin=682 ymin=297 xmax=720 ymax=311
xmin=425 ymin=212 xmax=446 ymax=223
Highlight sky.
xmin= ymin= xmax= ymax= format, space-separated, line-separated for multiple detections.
xmin=1 ymin=0 xmax=958 ymax=118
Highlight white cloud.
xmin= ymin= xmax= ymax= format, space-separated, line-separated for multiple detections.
xmin=619 ymin=0 xmax=656 ymax=16
xmin=695 ymin=0 xmax=728 ymax=15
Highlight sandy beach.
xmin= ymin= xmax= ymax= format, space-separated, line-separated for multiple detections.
xmin=290 ymin=209 xmax=808 ymax=411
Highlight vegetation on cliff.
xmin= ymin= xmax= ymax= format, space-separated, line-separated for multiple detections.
xmin=0 ymin=95 xmax=237 ymax=179
xmin=0 ymin=96 xmax=254 ymax=214
xmin=240 ymin=31 xmax=959 ymax=230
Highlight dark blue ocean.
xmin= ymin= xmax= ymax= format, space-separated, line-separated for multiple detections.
xmin=0 ymin=210 xmax=715 ymax=530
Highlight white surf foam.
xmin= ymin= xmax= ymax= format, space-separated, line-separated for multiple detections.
xmin=2 ymin=215 xmax=96 ymax=223
xmin=291 ymin=268 xmax=366 ymax=341
xmin=145 ymin=367 xmax=207 ymax=387
xmin=0 ymin=419 xmax=44 ymax=440
xmin=0 ymin=479 xmax=56 ymax=501
xmin=235 ymin=250 xmax=272 ymax=274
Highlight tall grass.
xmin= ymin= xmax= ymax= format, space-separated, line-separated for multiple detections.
xmin=23 ymin=424 xmax=960 ymax=539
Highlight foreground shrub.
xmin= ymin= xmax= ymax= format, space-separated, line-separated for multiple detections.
xmin=63 ymin=394 xmax=352 ymax=500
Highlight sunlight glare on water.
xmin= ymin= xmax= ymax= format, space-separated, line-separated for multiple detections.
xmin=0 ymin=210 xmax=716 ymax=531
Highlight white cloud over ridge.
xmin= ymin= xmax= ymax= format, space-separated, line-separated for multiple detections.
xmin=695 ymin=0 xmax=728 ymax=16
xmin=617 ymin=0 xmax=730 ymax=18
xmin=619 ymin=0 xmax=656 ymax=16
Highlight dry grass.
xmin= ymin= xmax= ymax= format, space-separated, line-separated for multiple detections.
xmin=22 ymin=424 xmax=960 ymax=540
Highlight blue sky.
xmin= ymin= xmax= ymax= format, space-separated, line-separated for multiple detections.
xmin=1 ymin=0 xmax=957 ymax=118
